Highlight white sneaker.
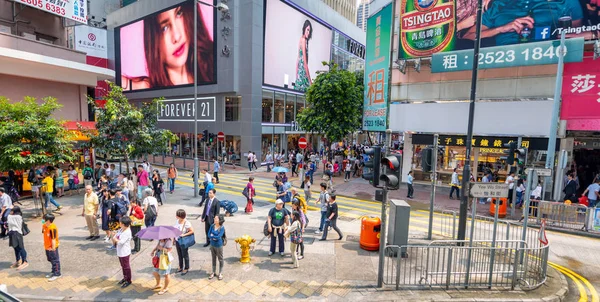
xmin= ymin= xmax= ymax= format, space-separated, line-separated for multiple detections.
xmin=48 ymin=275 xmax=62 ymax=282
xmin=45 ymin=274 xmax=53 ymax=278
xmin=104 ymin=237 xmax=110 ymax=243
xmin=315 ymin=230 xmax=322 ymax=234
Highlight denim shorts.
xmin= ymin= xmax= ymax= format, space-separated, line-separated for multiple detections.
xmin=153 ymin=265 xmax=171 ymax=276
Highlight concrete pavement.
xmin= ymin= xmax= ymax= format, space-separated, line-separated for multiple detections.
xmin=0 ymin=181 xmax=570 ymax=301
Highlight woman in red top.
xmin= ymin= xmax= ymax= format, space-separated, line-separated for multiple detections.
xmin=245 ymin=177 xmax=256 ymax=214
xmin=129 ymin=199 xmax=144 ymax=254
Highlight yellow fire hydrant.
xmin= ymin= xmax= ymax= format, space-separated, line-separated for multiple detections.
xmin=235 ymin=234 xmax=256 ymax=263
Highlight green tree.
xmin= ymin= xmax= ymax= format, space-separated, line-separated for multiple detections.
xmin=86 ymin=82 xmax=176 ymax=172
xmin=0 ymin=96 xmax=77 ymax=172
xmin=296 ymin=62 xmax=363 ymax=142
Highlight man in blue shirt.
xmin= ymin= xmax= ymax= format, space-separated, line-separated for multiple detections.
xmin=407 ymin=171 xmax=414 ymax=199
xmin=213 ymin=158 xmax=220 ymax=184
xmin=582 ymin=178 xmax=600 ymax=208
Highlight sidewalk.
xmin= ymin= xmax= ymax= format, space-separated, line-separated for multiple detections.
xmin=0 ymin=187 xmax=566 ymax=301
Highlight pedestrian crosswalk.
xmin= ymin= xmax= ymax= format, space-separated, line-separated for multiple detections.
xmin=173 ymin=173 xmax=449 ymax=232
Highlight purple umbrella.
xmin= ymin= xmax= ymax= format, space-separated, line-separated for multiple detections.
xmin=136 ymin=226 xmax=181 ymax=241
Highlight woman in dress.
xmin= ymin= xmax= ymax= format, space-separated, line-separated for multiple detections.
xmin=151 ymin=238 xmax=174 ymax=295
xmin=152 ymin=170 xmax=165 ymax=206
xmin=208 ymin=214 xmax=225 ymax=280
xmin=295 ymin=20 xmax=312 ymax=92
xmin=8 ymin=206 xmax=28 ymax=270
xmin=54 ymin=166 xmax=64 ymax=198
xmin=174 ymin=209 xmax=194 ymax=275
xmin=121 ymin=1 xmax=214 ymax=90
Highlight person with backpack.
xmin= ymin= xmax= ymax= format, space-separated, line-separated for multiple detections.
xmin=319 ymin=194 xmax=343 ymax=241
xmin=284 ymin=211 xmax=303 ymax=268
xmin=107 ymin=189 xmax=128 ymax=250
xmin=82 ymin=164 xmax=94 ymax=188
xmin=291 ymin=188 xmax=308 ymax=216
xmin=142 ymin=188 xmax=159 ymax=228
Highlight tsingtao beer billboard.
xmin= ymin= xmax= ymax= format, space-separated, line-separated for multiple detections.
xmin=399 ymin=0 xmax=599 ymax=59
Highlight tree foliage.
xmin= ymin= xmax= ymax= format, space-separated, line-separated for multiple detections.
xmin=296 ymin=62 xmax=363 ymax=142
xmin=85 ymin=82 xmax=176 ymax=170
xmin=0 ymin=96 xmax=77 ymax=171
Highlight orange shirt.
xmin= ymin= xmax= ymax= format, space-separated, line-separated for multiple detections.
xmin=43 ymin=223 xmax=59 ymax=250
xmin=168 ymin=167 xmax=177 ymax=179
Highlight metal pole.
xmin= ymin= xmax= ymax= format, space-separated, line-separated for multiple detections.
xmin=545 ymin=31 xmax=566 ymax=201
xmin=458 ymin=0 xmax=484 ymax=242
xmin=488 ymin=191 xmax=500 ymax=288
xmin=520 ymin=169 xmax=535 ymax=263
xmin=377 ymin=128 xmax=393 ymax=288
xmin=428 ymin=134 xmax=439 ymax=240
xmin=553 ymin=149 xmax=567 ymax=201
xmin=464 ymin=197 xmax=476 ymax=287
xmin=193 ymin=2 xmax=199 ymax=197
xmin=511 ymin=137 xmax=522 ymax=218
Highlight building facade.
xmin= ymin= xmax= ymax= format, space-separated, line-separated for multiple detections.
xmin=356 ymin=0 xmax=369 ymax=32
xmin=107 ymin=0 xmax=365 ymax=165
xmin=317 ymin=0 xmax=357 ymax=23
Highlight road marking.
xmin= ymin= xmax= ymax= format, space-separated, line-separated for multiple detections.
xmin=549 ymin=261 xmax=599 ymax=302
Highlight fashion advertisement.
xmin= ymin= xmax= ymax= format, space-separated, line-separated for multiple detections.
xmin=117 ymin=0 xmax=215 ymax=91
xmin=263 ymin=0 xmax=333 ymax=92
xmin=400 ymin=0 xmax=600 ymax=59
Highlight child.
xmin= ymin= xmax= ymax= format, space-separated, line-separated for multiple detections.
xmin=112 ymin=216 xmax=133 ymax=288
xmin=42 ymin=213 xmax=61 ymax=281
xmin=303 ymin=176 xmax=312 ymax=202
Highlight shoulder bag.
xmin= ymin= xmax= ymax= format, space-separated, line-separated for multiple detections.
xmin=22 ymin=220 xmax=30 ymax=236
xmin=176 ymin=222 xmax=196 ymax=249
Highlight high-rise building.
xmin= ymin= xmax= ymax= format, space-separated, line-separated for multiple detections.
xmin=320 ymin=0 xmax=357 ymax=23
xmin=356 ymin=0 xmax=370 ymax=32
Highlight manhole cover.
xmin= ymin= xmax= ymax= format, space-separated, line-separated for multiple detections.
xmin=302 ymin=237 xmax=316 ymax=245
xmin=182 ymin=198 xmax=191 ymax=201
xmin=338 ymin=216 xmax=355 ymax=222
xmin=187 ymin=214 xmax=201 ymax=220
xmin=346 ymin=235 xmax=360 ymax=242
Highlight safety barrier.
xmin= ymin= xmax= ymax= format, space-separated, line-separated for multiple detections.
xmin=526 ymin=201 xmax=592 ymax=231
xmin=385 ymin=210 xmax=549 ymax=290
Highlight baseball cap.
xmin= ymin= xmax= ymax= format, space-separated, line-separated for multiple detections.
xmin=275 ymin=199 xmax=284 ymax=204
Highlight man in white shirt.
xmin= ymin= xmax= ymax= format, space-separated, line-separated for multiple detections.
xmin=112 ymin=216 xmax=132 ymax=288
xmin=506 ymin=172 xmax=515 ymax=206
xmin=142 ymin=189 xmax=159 ymax=227
xmin=449 ymin=168 xmax=460 ymax=200
xmin=203 ymin=168 xmax=212 ymax=187
xmin=247 ymin=152 xmax=254 ymax=172
xmin=0 ymin=188 xmax=13 ymax=238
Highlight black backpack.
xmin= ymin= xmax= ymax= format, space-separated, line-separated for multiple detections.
xmin=83 ymin=169 xmax=93 ymax=180
xmin=27 ymin=170 xmax=36 ymax=184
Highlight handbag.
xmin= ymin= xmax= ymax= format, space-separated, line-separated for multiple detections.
xmin=176 ymin=222 xmax=196 ymax=248
xmin=263 ymin=221 xmax=271 ymax=236
xmin=22 ymin=221 xmax=30 ymax=236
xmin=159 ymin=250 xmax=170 ymax=270
xmin=74 ymin=176 xmax=80 ymax=185
xmin=290 ymin=228 xmax=303 ymax=244
xmin=152 ymin=254 xmax=160 ymax=268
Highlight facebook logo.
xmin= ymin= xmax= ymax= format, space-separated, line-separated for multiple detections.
xmin=535 ymin=26 xmax=551 ymax=40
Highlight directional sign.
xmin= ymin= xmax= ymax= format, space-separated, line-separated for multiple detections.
xmin=298 ymin=137 xmax=307 ymax=149
xmin=217 ymin=132 xmax=225 ymax=142
xmin=525 ymin=168 xmax=552 ymax=177
xmin=431 ymin=38 xmax=584 ymax=73
xmin=469 ymin=183 xmax=509 ymax=198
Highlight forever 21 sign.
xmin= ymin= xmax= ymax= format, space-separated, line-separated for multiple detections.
xmin=157 ymin=97 xmax=216 ymax=122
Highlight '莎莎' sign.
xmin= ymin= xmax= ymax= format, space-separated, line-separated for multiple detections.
xmin=14 ymin=0 xmax=87 ymax=24
xmin=157 ymin=97 xmax=216 ymax=122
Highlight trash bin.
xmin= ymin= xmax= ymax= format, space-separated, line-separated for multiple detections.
xmin=360 ymin=216 xmax=381 ymax=251
xmin=489 ymin=198 xmax=508 ymax=218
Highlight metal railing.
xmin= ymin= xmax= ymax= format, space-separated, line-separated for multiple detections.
xmin=385 ymin=209 xmax=549 ymax=290
xmin=526 ymin=201 xmax=592 ymax=231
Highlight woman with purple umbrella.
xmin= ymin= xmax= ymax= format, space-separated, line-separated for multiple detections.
xmin=135 ymin=225 xmax=180 ymax=295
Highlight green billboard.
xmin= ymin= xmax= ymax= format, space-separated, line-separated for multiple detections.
xmin=363 ymin=3 xmax=393 ymax=132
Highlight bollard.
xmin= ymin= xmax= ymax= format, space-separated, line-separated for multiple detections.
xmin=235 ymin=234 xmax=256 ymax=263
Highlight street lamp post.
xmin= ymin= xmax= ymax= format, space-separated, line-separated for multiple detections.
xmin=193 ymin=1 xmax=229 ymax=197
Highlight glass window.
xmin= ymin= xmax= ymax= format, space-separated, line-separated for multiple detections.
xmin=296 ymin=95 xmax=305 ymax=118
xmin=285 ymin=94 xmax=295 ymax=123
xmin=262 ymin=89 xmax=273 ymax=123
xmin=274 ymin=92 xmax=285 ymax=124
xmin=225 ymin=96 xmax=241 ymax=121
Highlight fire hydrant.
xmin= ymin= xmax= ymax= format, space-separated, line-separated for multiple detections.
xmin=235 ymin=234 xmax=256 ymax=263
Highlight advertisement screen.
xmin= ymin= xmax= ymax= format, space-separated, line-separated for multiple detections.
xmin=263 ymin=0 xmax=333 ymax=92
xmin=117 ymin=0 xmax=216 ymax=91
xmin=400 ymin=0 xmax=598 ymax=59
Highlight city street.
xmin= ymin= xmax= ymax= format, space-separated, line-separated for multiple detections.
xmin=0 ymin=170 xmax=597 ymax=301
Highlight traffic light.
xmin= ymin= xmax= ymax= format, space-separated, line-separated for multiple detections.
xmin=422 ymin=148 xmax=433 ymax=172
xmin=516 ymin=148 xmax=528 ymax=166
xmin=362 ymin=146 xmax=381 ymax=188
xmin=202 ymin=130 xmax=208 ymax=142
xmin=380 ymin=155 xmax=402 ymax=190
xmin=208 ymin=133 xmax=214 ymax=143
xmin=500 ymin=142 xmax=517 ymax=165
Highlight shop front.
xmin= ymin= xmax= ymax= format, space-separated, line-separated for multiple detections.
xmin=408 ymin=134 xmax=558 ymax=186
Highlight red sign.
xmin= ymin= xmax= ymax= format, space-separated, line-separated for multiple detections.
xmin=217 ymin=132 xmax=225 ymax=142
xmin=561 ymin=54 xmax=600 ymax=130
xmin=298 ymin=137 xmax=308 ymax=149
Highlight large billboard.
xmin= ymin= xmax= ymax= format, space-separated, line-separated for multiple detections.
xmin=400 ymin=0 xmax=597 ymax=59
xmin=561 ymin=54 xmax=600 ymax=130
xmin=363 ymin=4 xmax=393 ymax=131
xmin=15 ymin=0 xmax=88 ymax=24
xmin=263 ymin=0 xmax=333 ymax=92
xmin=116 ymin=1 xmax=216 ymax=92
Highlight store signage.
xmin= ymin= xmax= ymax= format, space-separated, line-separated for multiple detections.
xmin=363 ymin=4 xmax=393 ymax=132
xmin=74 ymin=26 xmax=107 ymax=59
xmin=157 ymin=97 xmax=216 ymax=122
xmin=573 ymin=139 xmax=600 ymax=150
xmin=14 ymin=0 xmax=87 ymax=24
xmin=432 ymin=38 xmax=584 ymax=73
xmin=561 ymin=55 xmax=600 ymax=121
xmin=469 ymin=183 xmax=509 ymax=198
xmin=346 ymin=39 xmax=366 ymax=59
xmin=412 ymin=134 xmax=559 ymax=151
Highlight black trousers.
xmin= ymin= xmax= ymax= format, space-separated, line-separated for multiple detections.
xmin=204 ymin=219 xmax=211 ymax=244
xmin=130 ymin=226 xmax=141 ymax=252
xmin=176 ymin=241 xmax=190 ymax=270
xmin=407 ymin=183 xmax=414 ymax=198
xmin=213 ymin=172 xmax=219 ymax=183
xmin=270 ymin=228 xmax=285 ymax=253
xmin=321 ymin=218 xmax=343 ymax=239
xmin=449 ymin=186 xmax=460 ymax=198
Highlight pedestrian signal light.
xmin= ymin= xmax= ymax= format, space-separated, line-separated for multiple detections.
xmin=362 ymin=146 xmax=381 ymax=188
xmin=500 ymin=142 xmax=517 ymax=165
xmin=202 ymin=130 xmax=208 ymax=142
xmin=516 ymin=148 xmax=527 ymax=166
xmin=380 ymin=155 xmax=402 ymax=190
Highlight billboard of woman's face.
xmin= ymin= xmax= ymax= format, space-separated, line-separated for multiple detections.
xmin=117 ymin=1 xmax=215 ymax=91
